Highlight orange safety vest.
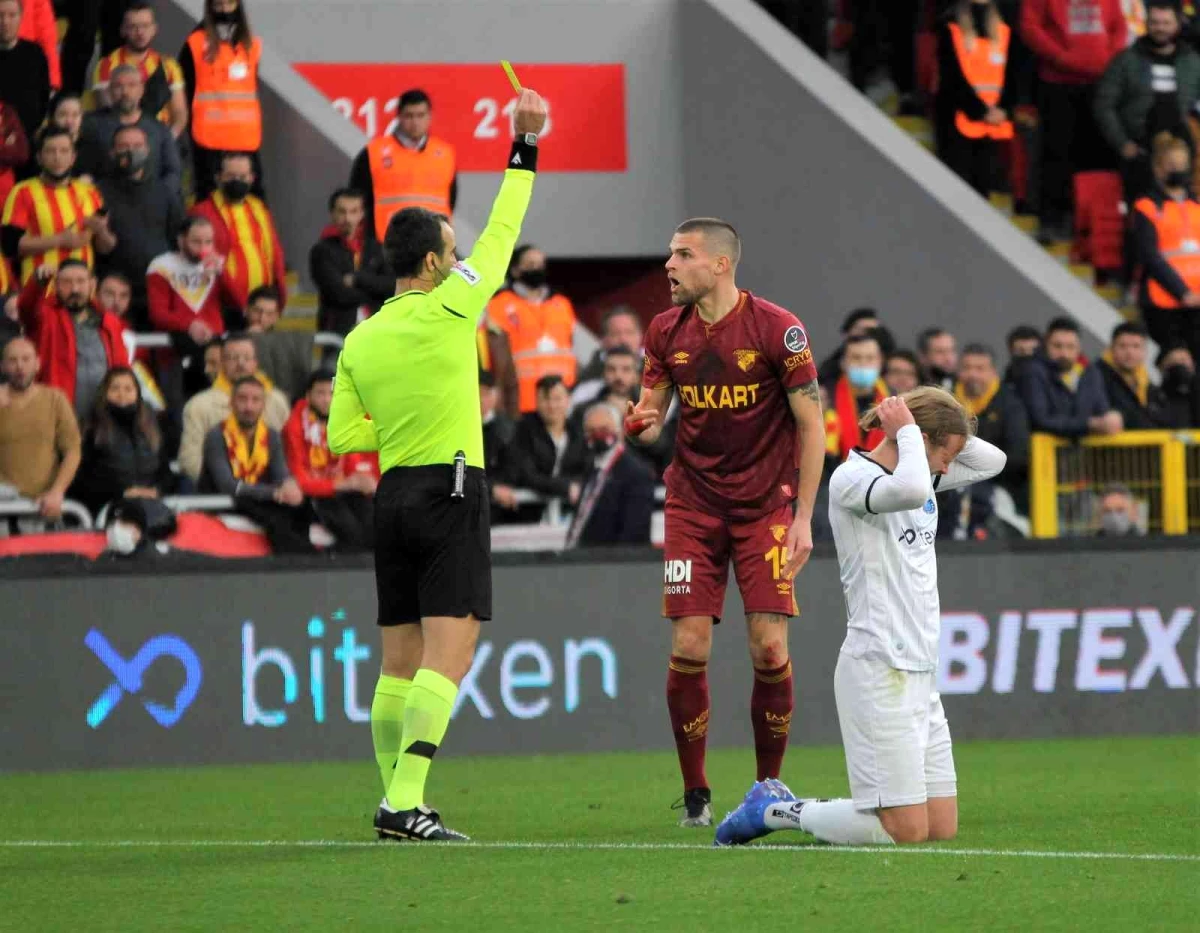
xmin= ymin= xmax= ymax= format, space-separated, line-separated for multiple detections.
xmin=949 ymin=22 xmax=1013 ymax=141
xmin=366 ymin=135 xmax=456 ymax=240
xmin=1134 ymin=195 xmax=1200 ymax=308
xmin=187 ymin=31 xmax=262 ymax=151
xmin=487 ymin=290 xmax=576 ymax=413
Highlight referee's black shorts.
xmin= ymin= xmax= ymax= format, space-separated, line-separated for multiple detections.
xmin=373 ymin=464 xmax=492 ymax=625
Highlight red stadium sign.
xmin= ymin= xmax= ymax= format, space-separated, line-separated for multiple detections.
xmin=293 ymin=63 xmax=628 ymax=172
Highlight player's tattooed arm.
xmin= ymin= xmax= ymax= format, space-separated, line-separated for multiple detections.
xmin=788 ymin=379 xmax=821 ymax=405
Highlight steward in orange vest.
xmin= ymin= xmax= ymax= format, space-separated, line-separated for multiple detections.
xmin=1132 ymin=140 xmax=1200 ymax=358
xmin=180 ymin=10 xmax=263 ymax=200
xmin=348 ymin=89 xmax=458 ymax=241
xmin=937 ymin=6 xmax=1015 ymax=194
xmin=486 ymin=247 xmax=577 ymax=413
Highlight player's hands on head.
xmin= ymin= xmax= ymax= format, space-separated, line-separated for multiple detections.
xmin=513 ymin=89 xmax=548 ymax=136
xmin=623 ymin=399 xmax=660 ymax=440
xmin=878 ymin=396 xmax=915 ymax=440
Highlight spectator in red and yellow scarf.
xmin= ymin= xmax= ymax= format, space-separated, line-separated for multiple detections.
xmin=282 ymin=369 xmax=377 ymax=551
xmin=824 ymin=333 xmax=887 ymax=461
xmin=199 ymin=375 xmax=314 ymax=553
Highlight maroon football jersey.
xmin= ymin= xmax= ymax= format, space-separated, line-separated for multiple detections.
xmin=642 ymin=291 xmax=819 ymax=520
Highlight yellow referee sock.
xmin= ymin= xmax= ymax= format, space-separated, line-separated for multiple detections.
xmin=385 ymin=668 xmax=458 ymax=811
xmin=370 ymin=675 xmax=412 ymax=792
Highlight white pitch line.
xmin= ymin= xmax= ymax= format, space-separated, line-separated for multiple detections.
xmin=1 ymin=841 xmax=1198 ymax=862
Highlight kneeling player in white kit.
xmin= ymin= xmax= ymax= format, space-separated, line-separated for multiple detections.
xmin=715 ymin=387 xmax=1006 ymax=846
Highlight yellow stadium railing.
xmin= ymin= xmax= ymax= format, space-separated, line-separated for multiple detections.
xmin=1030 ymin=430 xmax=1200 ymax=537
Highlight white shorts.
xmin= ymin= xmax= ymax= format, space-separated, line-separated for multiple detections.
xmin=834 ymin=651 xmax=957 ymax=811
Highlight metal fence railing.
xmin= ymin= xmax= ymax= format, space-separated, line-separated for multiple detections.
xmin=1030 ymin=430 xmax=1200 ymax=538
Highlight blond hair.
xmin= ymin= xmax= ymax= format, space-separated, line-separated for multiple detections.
xmin=859 ymin=386 xmax=977 ymax=445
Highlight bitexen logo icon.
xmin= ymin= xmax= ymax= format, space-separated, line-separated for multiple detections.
xmin=85 ymin=629 xmax=203 ymax=729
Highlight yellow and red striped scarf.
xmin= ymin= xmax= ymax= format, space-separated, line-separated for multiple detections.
xmin=222 ymin=413 xmax=270 ymax=484
xmin=212 ymin=190 xmax=276 ymax=293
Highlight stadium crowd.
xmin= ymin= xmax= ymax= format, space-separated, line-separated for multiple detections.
xmin=0 ymin=0 xmax=1197 ymax=555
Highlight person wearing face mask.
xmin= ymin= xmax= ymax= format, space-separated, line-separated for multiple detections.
xmin=936 ymin=1 xmax=1018 ymax=196
xmin=825 ymin=333 xmax=888 ymax=462
xmin=96 ymin=125 xmax=184 ymax=325
xmin=1013 ymin=316 xmax=1123 ymax=438
xmin=77 ymin=64 xmax=182 ymax=198
xmin=564 ymin=401 xmax=655 ymax=548
xmin=16 ymin=260 xmax=130 ymax=419
xmin=1155 ymin=341 xmax=1200 ymax=425
xmin=1132 ymin=132 xmax=1200 ymax=360
xmin=2 ymin=127 xmax=115 ymax=286
xmin=102 ymin=498 xmax=152 ymax=558
xmin=1095 ymin=0 xmax=1200 ymax=206
xmin=190 ymin=151 xmax=287 ymax=310
xmin=71 ymin=366 xmax=167 ymax=515
xmin=486 ymin=244 xmax=578 ymax=413
xmin=180 ymin=0 xmax=264 ymax=202
xmin=1094 ymin=483 xmax=1144 ymax=535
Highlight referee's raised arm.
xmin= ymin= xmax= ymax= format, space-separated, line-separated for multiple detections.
xmin=334 ymin=87 xmax=548 ymax=844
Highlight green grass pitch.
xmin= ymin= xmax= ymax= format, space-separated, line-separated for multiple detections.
xmin=2 ymin=735 xmax=1197 ymax=932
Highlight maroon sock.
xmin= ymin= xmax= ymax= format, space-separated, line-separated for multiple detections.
xmin=666 ymin=655 xmax=710 ymax=791
xmin=751 ymin=659 xmax=794 ymax=781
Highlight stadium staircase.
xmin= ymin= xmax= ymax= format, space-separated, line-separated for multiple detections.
xmin=892 ymin=114 xmax=1136 ymax=324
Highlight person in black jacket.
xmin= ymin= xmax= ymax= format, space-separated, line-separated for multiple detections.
xmin=1013 ymin=317 xmax=1124 ymax=438
xmin=566 ymin=401 xmax=655 ymax=548
xmin=935 ymin=0 xmax=1018 ymax=195
xmin=510 ymin=374 xmax=587 ymax=523
xmin=71 ymin=366 xmax=169 ymax=515
xmin=309 ymin=187 xmax=395 ymax=337
xmin=1096 ymin=321 xmax=1172 ymax=429
xmin=480 ymin=370 xmax=521 ymax=523
xmin=955 ymin=343 xmax=1032 ymax=521
xmin=1157 ymin=342 xmax=1200 ymax=427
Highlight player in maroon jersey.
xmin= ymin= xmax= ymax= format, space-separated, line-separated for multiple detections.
xmin=625 ymin=218 xmax=826 ymax=827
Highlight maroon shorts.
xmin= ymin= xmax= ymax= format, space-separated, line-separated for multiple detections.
xmin=661 ymin=496 xmax=799 ymax=622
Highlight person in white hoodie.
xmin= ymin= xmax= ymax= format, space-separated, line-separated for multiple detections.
xmin=716 ymin=387 xmax=1006 ymax=847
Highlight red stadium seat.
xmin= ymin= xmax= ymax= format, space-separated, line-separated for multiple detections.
xmin=916 ymin=31 xmax=938 ymax=96
xmin=1073 ymin=171 xmax=1125 ymax=274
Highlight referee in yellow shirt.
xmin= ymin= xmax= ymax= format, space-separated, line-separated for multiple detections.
xmin=328 ymin=88 xmax=547 ymax=842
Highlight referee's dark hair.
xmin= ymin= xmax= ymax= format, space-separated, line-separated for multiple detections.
xmin=397 ymin=88 xmax=432 ymax=110
xmin=384 ymin=207 xmax=448 ymax=278
xmin=327 ymin=187 xmax=364 ymax=211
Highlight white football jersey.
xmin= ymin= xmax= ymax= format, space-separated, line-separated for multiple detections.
xmin=828 ymin=425 xmax=1006 ymax=672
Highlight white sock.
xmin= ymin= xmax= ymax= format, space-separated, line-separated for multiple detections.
xmin=763 ymin=799 xmax=895 ymax=845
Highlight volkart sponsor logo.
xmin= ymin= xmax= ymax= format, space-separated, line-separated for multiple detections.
xmin=241 ymin=611 xmax=618 ymax=726
xmin=938 ymin=606 xmax=1197 ymax=695
xmin=664 ymin=559 xmax=693 ymax=595
xmin=678 ymin=383 xmax=760 ymax=409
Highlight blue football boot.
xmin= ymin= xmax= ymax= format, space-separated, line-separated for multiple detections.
xmin=713 ymin=779 xmax=798 ymax=846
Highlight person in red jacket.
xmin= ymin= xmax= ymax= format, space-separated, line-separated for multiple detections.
xmin=282 ymin=369 xmax=378 ymax=552
xmin=1021 ymin=0 xmax=1126 ymax=240
xmin=147 ymin=215 xmax=242 ymax=397
xmin=0 ymin=101 xmax=28 ymax=208
xmin=15 ymin=0 xmax=59 ymax=88
xmin=189 ymin=152 xmax=287 ymax=309
xmin=17 ymin=259 xmax=130 ymax=420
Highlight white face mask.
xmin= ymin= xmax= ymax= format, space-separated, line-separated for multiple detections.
xmin=106 ymin=522 xmax=141 ymax=555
